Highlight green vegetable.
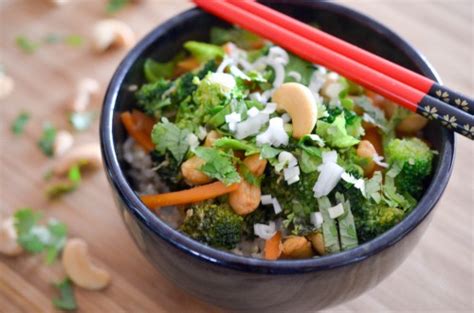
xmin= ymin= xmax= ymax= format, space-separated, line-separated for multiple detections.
xmin=284 ymin=53 xmax=315 ymax=85
xmin=239 ymin=162 xmax=261 ymax=186
xmin=64 ymin=34 xmax=84 ymax=47
xmin=355 ymin=204 xmax=404 ymax=243
xmin=106 ymin=0 xmax=129 ymax=13
xmin=11 ymin=111 xmax=30 ymax=134
xmin=193 ymin=73 xmax=234 ymax=108
xmin=213 ymin=137 xmax=259 ymax=156
xmin=317 ymin=197 xmax=341 ymax=253
xmin=259 ymin=145 xmax=282 ymax=160
xmin=69 ymin=111 xmax=95 ymax=131
xmin=151 ymin=121 xmax=191 ymax=163
xmin=180 ymin=202 xmax=243 ymax=249
xmin=52 ymin=278 xmax=77 ymax=311
xmin=316 ymin=113 xmax=359 ymax=148
xmin=16 ymin=36 xmax=39 ymax=54
xmin=386 ymin=138 xmax=434 ymax=199
xmin=151 ymin=151 xmax=182 ymax=189
xmin=335 ymin=193 xmax=358 ymax=250
xmin=46 ymin=165 xmax=82 ymax=199
xmin=14 ymin=208 xmax=68 ymax=264
xmin=193 ymin=147 xmax=240 ymax=185
xmin=144 ymin=59 xmax=175 ymax=82
xmin=136 ymin=78 xmax=173 ymax=116
xmin=38 ymin=122 xmax=57 ymax=157
xmin=210 ymin=27 xmax=262 ymax=50
xmin=183 ymin=41 xmax=224 ymax=62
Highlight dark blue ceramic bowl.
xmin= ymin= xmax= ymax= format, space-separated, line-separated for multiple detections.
xmin=100 ymin=1 xmax=455 ymax=311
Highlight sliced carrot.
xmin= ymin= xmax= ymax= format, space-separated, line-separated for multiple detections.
xmin=264 ymin=231 xmax=282 ymax=260
xmin=131 ymin=109 xmax=155 ymax=135
xmin=140 ymin=181 xmax=240 ymax=209
xmin=174 ymin=57 xmax=201 ymax=76
xmin=120 ymin=111 xmax=155 ymax=153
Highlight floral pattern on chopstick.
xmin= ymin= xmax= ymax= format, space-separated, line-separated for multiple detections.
xmin=462 ymin=124 xmax=474 ymax=139
xmin=454 ymin=98 xmax=469 ymax=112
xmin=435 ymin=89 xmax=450 ymax=103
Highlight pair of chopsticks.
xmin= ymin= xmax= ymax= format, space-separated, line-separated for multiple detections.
xmin=193 ymin=0 xmax=474 ymax=139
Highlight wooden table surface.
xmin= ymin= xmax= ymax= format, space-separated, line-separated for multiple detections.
xmin=1 ymin=1 xmax=472 ymax=312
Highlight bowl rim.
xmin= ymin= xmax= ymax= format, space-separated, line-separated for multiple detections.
xmin=100 ymin=2 xmax=455 ymax=274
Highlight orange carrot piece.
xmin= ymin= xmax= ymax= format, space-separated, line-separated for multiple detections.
xmin=264 ymin=231 xmax=282 ymax=260
xmin=176 ymin=57 xmax=200 ymax=73
xmin=120 ymin=111 xmax=155 ymax=153
xmin=131 ymin=109 xmax=155 ymax=135
xmin=140 ymin=181 xmax=240 ymax=208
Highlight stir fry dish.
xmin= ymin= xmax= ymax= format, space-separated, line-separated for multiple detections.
xmin=121 ymin=27 xmax=436 ymax=260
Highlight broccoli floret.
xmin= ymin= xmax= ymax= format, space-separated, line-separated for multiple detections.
xmin=386 ymin=138 xmax=434 ymax=199
xmin=193 ymin=72 xmax=236 ymax=108
xmin=355 ymin=205 xmax=404 ymax=243
xmin=150 ymin=151 xmax=183 ymax=190
xmin=135 ymin=78 xmax=173 ymax=116
xmin=180 ymin=202 xmax=243 ymax=249
xmin=261 ymin=170 xmax=318 ymax=235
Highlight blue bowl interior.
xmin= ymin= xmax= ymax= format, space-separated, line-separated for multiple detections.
xmin=101 ymin=1 xmax=455 ymax=274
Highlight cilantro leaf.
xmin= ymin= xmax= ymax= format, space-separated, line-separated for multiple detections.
xmin=194 ymin=147 xmax=241 ymax=185
xmin=38 ymin=122 xmax=57 ymax=157
xmin=259 ymin=144 xmax=282 ymax=159
xmin=106 ymin=0 xmax=129 ymax=14
xmin=52 ymin=278 xmax=77 ymax=311
xmin=11 ymin=111 xmax=30 ymax=134
xmin=16 ymin=36 xmax=39 ymax=54
xmin=239 ymin=163 xmax=261 ymax=186
xmin=14 ymin=208 xmax=68 ymax=263
xmin=151 ymin=122 xmax=190 ymax=163
xmin=46 ymin=165 xmax=81 ymax=199
xmin=44 ymin=219 xmax=68 ymax=264
xmin=213 ymin=137 xmax=259 ymax=156
xmin=64 ymin=34 xmax=84 ymax=47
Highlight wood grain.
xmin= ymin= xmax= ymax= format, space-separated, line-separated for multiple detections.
xmin=0 ymin=0 xmax=472 ymax=312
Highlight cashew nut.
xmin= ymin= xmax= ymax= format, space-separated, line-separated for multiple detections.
xmin=0 ymin=217 xmax=23 ymax=256
xmin=181 ymin=156 xmax=211 ymax=185
xmin=204 ymin=130 xmax=221 ymax=147
xmin=308 ymin=232 xmax=325 ymax=256
xmin=92 ymin=19 xmax=135 ymax=53
xmin=396 ymin=113 xmax=428 ymax=134
xmin=242 ymin=154 xmax=267 ymax=176
xmin=356 ymin=140 xmax=377 ymax=177
xmin=54 ymin=130 xmax=74 ymax=157
xmin=0 ymin=73 xmax=14 ymax=100
xmin=62 ymin=238 xmax=110 ymax=290
xmin=54 ymin=143 xmax=102 ymax=176
xmin=272 ymin=82 xmax=317 ymax=138
xmin=229 ymin=180 xmax=261 ymax=216
xmin=70 ymin=78 xmax=100 ymax=112
xmin=282 ymin=236 xmax=313 ymax=259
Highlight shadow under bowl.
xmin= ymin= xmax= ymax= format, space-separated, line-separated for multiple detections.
xmin=100 ymin=1 xmax=455 ymax=312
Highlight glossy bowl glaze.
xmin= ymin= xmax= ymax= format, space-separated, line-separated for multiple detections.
xmin=100 ymin=1 xmax=455 ymax=311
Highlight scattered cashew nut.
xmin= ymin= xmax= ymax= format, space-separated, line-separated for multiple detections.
xmin=70 ymin=78 xmax=100 ymax=112
xmin=356 ymin=140 xmax=377 ymax=177
xmin=54 ymin=143 xmax=102 ymax=176
xmin=62 ymin=238 xmax=110 ymax=290
xmin=0 ymin=74 xmax=14 ymax=100
xmin=204 ymin=130 xmax=221 ymax=147
xmin=54 ymin=130 xmax=74 ymax=157
xmin=308 ymin=232 xmax=325 ymax=256
xmin=272 ymin=82 xmax=318 ymax=139
xmin=181 ymin=156 xmax=211 ymax=185
xmin=92 ymin=19 xmax=135 ymax=53
xmin=229 ymin=180 xmax=261 ymax=216
xmin=0 ymin=217 xmax=23 ymax=256
xmin=396 ymin=113 xmax=428 ymax=134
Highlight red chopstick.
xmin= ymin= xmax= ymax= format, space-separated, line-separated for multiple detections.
xmin=229 ymin=0 xmax=473 ymax=115
xmin=193 ymin=0 xmax=474 ymax=139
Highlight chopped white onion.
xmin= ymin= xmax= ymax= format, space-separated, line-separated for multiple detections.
xmin=272 ymin=198 xmax=283 ymax=214
xmin=249 ymin=92 xmax=265 ymax=103
xmin=225 ymin=112 xmax=242 ymax=124
xmin=373 ymin=154 xmax=389 ymax=168
xmin=208 ymin=72 xmax=236 ymax=92
xmin=278 ymin=151 xmax=298 ymax=167
xmin=256 ymin=117 xmax=289 ymax=147
xmin=313 ymin=162 xmax=344 ymax=198
xmin=287 ymin=71 xmax=302 ymax=82
xmin=284 ymin=166 xmax=300 ymax=181
xmin=235 ymin=112 xmax=269 ymax=139
xmin=328 ymin=203 xmax=345 ymax=219
xmin=310 ymin=212 xmax=323 ymax=228
xmin=254 ymin=222 xmax=277 ymax=240
xmin=281 ymin=113 xmax=291 ymax=123
xmin=186 ymin=133 xmax=199 ymax=150
xmin=262 ymin=102 xmax=277 ymax=114
xmin=322 ymin=150 xmax=338 ymax=164
xmin=217 ymin=57 xmax=233 ymax=73
xmin=261 ymin=194 xmax=273 ymax=205
xmin=230 ymin=65 xmax=251 ymax=80
xmin=308 ymin=134 xmax=325 ymax=147
xmin=323 ymin=82 xmax=344 ymax=99
xmin=341 ymin=172 xmax=366 ymax=196
xmin=247 ymin=107 xmax=260 ymax=117
xmin=286 ymin=175 xmax=300 ymax=185
xmin=197 ymin=126 xmax=207 ymax=140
